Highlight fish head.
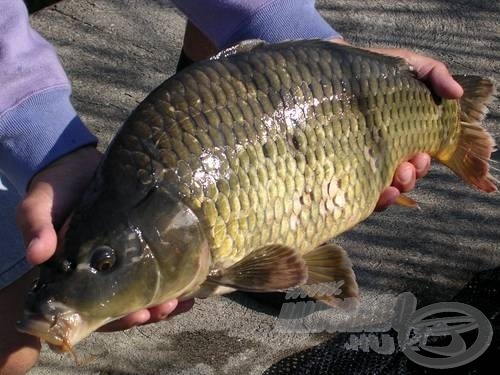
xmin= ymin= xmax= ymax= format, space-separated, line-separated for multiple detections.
xmin=17 ymin=186 xmax=210 ymax=350
xmin=17 ymin=220 xmax=159 ymax=350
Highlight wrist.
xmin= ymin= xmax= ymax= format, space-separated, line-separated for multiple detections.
xmin=224 ymin=0 xmax=342 ymax=48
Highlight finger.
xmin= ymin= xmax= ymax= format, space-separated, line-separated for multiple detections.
xmin=98 ymin=309 xmax=151 ymax=332
xmin=392 ymin=162 xmax=416 ymax=193
xmin=146 ymin=300 xmax=179 ymax=322
xmin=167 ymin=299 xmax=194 ymax=319
xmin=375 ymin=186 xmax=400 ymax=211
xmin=369 ymin=48 xmax=463 ymax=99
xmin=25 ymin=226 xmax=58 ymax=265
xmin=405 ymin=54 xmax=463 ymax=99
xmin=148 ymin=300 xmax=194 ymax=323
xmin=98 ymin=299 xmax=193 ymax=332
xmin=422 ymin=62 xmax=463 ymax=99
xmin=408 ymin=153 xmax=431 ymax=179
xmin=16 ymin=196 xmax=58 ymax=265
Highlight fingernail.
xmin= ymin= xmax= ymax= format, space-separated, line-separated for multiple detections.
xmin=27 ymin=238 xmax=38 ymax=250
xmin=26 ymin=238 xmax=40 ymax=262
xmin=414 ymin=157 xmax=429 ymax=174
xmin=387 ymin=195 xmax=397 ymax=206
xmin=452 ymin=80 xmax=464 ymax=98
xmin=385 ymin=191 xmax=400 ymax=207
xmin=399 ymin=167 xmax=413 ymax=185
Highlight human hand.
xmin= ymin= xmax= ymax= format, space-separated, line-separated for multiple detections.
xmin=15 ymin=146 xmax=192 ymax=330
xmin=330 ymin=38 xmax=463 ymax=210
xmin=98 ymin=299 xmax=194 ymax=331
xmin=371 ymin=47 xmax=463 ymax=210
xmin=375 ymin=154 xmax=431 ymax=210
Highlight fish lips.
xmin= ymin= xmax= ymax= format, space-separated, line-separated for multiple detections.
xmin=16 ymin=304 xmax=86 ymax=351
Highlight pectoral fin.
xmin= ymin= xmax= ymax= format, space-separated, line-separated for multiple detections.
xmin=302 ymin=244 xmax=359 ymax=308
xmin=207 ymin=245 xmax=308 ymax=292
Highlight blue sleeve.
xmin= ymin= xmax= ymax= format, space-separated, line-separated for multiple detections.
xmin=0 ymin=88 xmax=97 ymax=193
xmin=0 ymin=0 xmax=97 ymax=194
xmin=172 ymin=0 xmax=342 ymax=48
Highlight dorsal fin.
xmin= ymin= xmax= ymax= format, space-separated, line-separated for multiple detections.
xmin=210 ymin=39 xmax=266 ymax=60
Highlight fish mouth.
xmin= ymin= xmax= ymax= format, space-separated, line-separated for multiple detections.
xmin=16 ymin=307 xmax=87 ymax=352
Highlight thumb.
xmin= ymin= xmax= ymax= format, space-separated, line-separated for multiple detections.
xmin=398 ymin=51 xmax=463 ymax=99
xmin=366 ymin=48 xmax=464 ymax=99
xmin=16 ymin=187 xmax=58 ymax=265
xmin=416 ymin=59 xmax=463 ymax=99
xmin=15 ymin=146 xmax=101 ymax=265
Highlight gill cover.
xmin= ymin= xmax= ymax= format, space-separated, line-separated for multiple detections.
xmin=127 ymin=186 xmax=211 ymax=304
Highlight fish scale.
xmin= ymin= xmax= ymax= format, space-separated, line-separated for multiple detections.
xmin=104 ymin=41 xmax=457 ymax=267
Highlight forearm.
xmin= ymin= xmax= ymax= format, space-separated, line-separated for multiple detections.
xmin=0 ymin=0 xmax=97 ymax=194
xmin=171 ymin=0 xmax=341 ymax=48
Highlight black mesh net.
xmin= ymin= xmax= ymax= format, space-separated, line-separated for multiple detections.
xmin=263 ymin=268 xmax=499 ymax=374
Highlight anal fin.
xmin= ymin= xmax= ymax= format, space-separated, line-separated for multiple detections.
xmin=301 ymin=244 xmax=359 ymax=309
xmin=395 ymin=194 xmax=420 ymax=209
xmin=207 ymin=245 xmax=307 ymax=292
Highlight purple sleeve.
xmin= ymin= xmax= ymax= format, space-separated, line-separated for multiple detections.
xmin=171 ymin=0 xmax=342 ymax=49
xmin=0 ymin=0 xmax=97 ymax=194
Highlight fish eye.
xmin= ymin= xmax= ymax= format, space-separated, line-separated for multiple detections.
xmin=90 ymin=246 xmax=116 ymax=272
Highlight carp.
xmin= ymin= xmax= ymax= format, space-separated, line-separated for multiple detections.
xmin=17 ymin=40 xmax=497 ymax=352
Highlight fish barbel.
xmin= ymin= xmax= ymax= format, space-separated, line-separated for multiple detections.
xmin=17 ymin=40 xmax=496 ymax=351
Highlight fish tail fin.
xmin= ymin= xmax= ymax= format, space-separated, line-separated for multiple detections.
xmin=436 ymin=75 xmax=497 ymax=193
